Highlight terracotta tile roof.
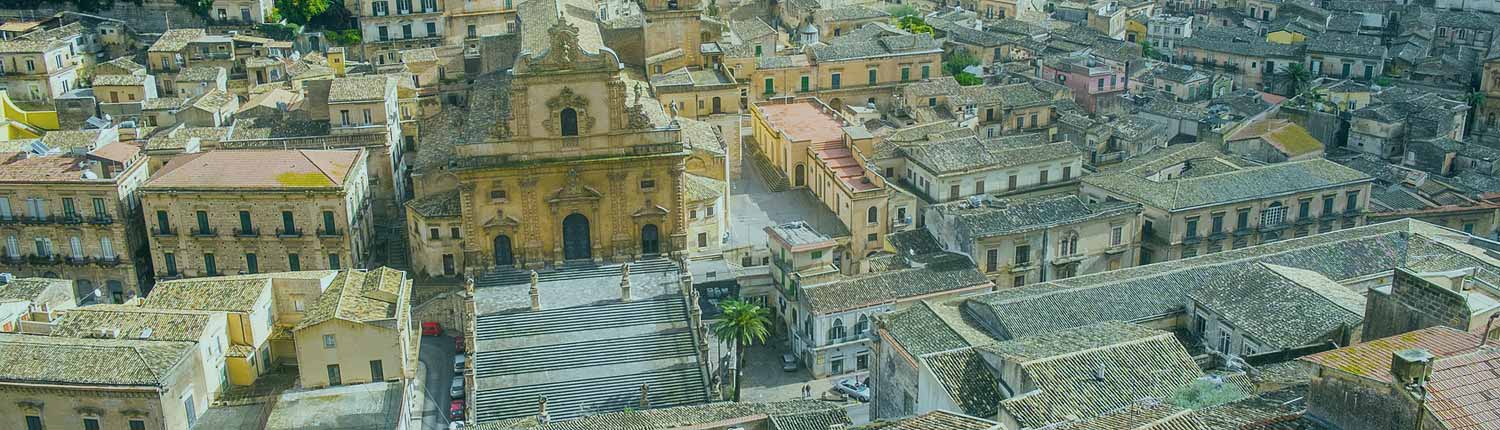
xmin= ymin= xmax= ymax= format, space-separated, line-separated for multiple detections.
xmin=1300 ymin=326 xmax=1482 ymax=382
xmin=0 ymin=154 xmax=111 ymax=183
xmin=87 ymin=142 xmax=141 ymax=164
xmin=860 ymin=410 xmax=998 ymax=430
xmin=0 ymin=333 xmax=195 ymax=386
xmin=1426 ymin=349 xmax=1500 ymax=430
xmin=143 ymin=277 xmax=271 ymax=313
xmin=1226 ymin=119 xmax=1324 ymax=157
xmin=294 ymin=268 xmax=408 ymax=331
xmin=144 ymin=149 xmax=360 ymax=190
xmin=51 ymin=305 xmax=216 ymax=342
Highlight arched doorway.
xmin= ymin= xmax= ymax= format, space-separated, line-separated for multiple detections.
xmin=561 ymin=108 xmax=579 ymax=136
xmin=562 ymin=213 xmax=591 ymax=261
xmin=493 ymin=234 xmax=514 ymax=266
xmin=712 ymin=97 xmax=722 ymax=114
xmin=641 ymin=224 xmax=660 ymax=255
xmin=794 ymin=164 xmax=806 ymax=187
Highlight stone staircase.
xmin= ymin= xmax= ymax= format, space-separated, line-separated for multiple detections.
xmin=380 ymin=214 xmax=411 ymax=271
xmin=474 ymin=295 xmax=687 ymax=340
xmin=474 ymin=328 xmax=698 ymax=378
xmin=472 ymin=366 xmax=708 ymax=423
xmin=749 ymin=148 xmax=790 ymax=192
xmin=476 ymin=257 xmax=677 ymax=288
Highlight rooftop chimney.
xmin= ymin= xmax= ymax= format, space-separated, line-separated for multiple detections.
xmin=1391 ymin=348 xmax=1435 ymax=387
xmin=529 ymin=270 xmax=541 ymax=311
xmin=620 ymin=263 xmax=633 ymax=302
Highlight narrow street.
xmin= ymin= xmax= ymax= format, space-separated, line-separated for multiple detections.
xmin=417 ymin=335 xmax=458 ymax=429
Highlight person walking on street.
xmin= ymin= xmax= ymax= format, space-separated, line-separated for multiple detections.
xmin=802 ymin=384 xmax=811 ymax=399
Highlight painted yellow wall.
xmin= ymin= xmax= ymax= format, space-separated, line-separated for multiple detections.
xmin=0 ymin=90 xmax=58 ymax=130
xmin=1266 ymin=30 xmax=1306 ymax=44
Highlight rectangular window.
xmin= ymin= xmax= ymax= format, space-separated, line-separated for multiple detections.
xmin=1111 ymin=225 xmax=1123 ymax=246
xmin=697 ymin=232 xmax=708 ymax=247
xmin=324 ymin=334 xmax=337 ymax=348
xmin=949 ymin=184 xmax=960 ymax=200
xmin=1062 ymin=166 xmax=1072 ymax=180
xmin=26 ymin=416 xmax=42 ymax=430
xmin=763 ymin=77 xmax=774 ymax=94
xmin=921 ymin=64 xmax=930 ymax=79
xmin=426 ymin=22 xmax=437 ymax=36
xmin=362 ymin=109 xmax=372 ymax=124
xmin=1185 ymin=217 xmax=1199 ymax=239
xmin=92 ymin=197 xmax=107 ymax=219
xmin=1039 ymin=169 xmax=1049 ymax=184
xmin=322 ymin=211 xmax=336 ymax=234
xmin=328 ymin=253 xmax=341 ymax=270
xmin=1013 ymin=275 xmax=1025 ymax=287
xmin=204 ymin=253 xmax=217 ymax=275
xmin=1236 ymin=209 xmax=1250 ymax=230
xmin=986 ymin=249 xmax=998 ymax=272
xmin=156 ymin=210 xmax=171 ymax=232
xmin=831 ymin=73 xmax=841 ymax=89
xmin=975 ymin=180 xmax=985 ymax=194
xmin=246 ymin=253 xmax=258 ymax=273
xmin=0 ymin=197 xmax=9 ymax=219
xmin=340 ymin=110 xmax=350 ymax=125
xmin=1345 ymin=191 xmax=1359 ymax=212
xmin=1298 ymin=198 xmax=1311 ymax=219
xmin=467 ymin=24 xmax=477 ymax=38
xmin=1008 ymin=174 xmax=1017 ymax=190
xmin=282 ymin=211 xmax=296 ymax=233
xmin=370 ymin=360 xmax=385 ymax=381
xmin=130 ymin=420 xmax=147 ymax=430
xmin=429 ymin=228 xmax=440 ymax=239
xmin=239 ymin=210 xmax=253 ymax=233
xmin=62 ymin=197 xmax=75 ymax=218
xmin=901 ymin=67 xmax=910 ymax=81
xmin=1015 ymin=244 xmax=1031 ymax=265
xmin=800 ymin=75 xmax=809 ymax=92
xmin=100 ymin=237 xmax=114 ymax=259
xmin=196 ymin=210 xmax=210 ymax=234
xmin=1211 ymin=213 xmax=1224 ymax=233
xmin=450 ymin=227 xmax=461 ymax=238
xmin=165 ymin=252 xmax=178 ymax=276
xmin=1322 ymin=195 xmax=1335 ymax=215
xmin=289 ymin=253 xmax=301 ymax=271
xmin=84 ymin=418 xmax=100 ymax=430
xmin=868 ymin=69 xmax=877 ymax=85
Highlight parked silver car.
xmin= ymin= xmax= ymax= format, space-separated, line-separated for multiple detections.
xmin=834 ymin=378 xmax=870 ymax=402
xmin=450 ymin=376 xmax=465 ymax=399
xmin=781 ymin=353 xmax=798 ymax=372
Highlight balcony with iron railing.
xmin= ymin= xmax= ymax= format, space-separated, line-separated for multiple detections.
xmin=317 ymin=227 xmax=343 ymax=238
xmin=94 ymin=256 xmax=122 ymax=267
xmin=234 ymin=228 xmax=260 ymax=238
xmin=152 ymin=226 xmax=178 ymax=236
xmin=88 ymin=215 xmax=114 ymax=225
xmin=191 ymin=227 xmax=218 ymax=237
xmin=276 ymin=227 xmax=304 ymax=238
xmin=25 ymin=254 xmax=59 ymax=265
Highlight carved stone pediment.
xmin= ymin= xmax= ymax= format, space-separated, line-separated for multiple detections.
xmin=632 ymin=200 xmax=669 ymax=218
xmin=516 ymin=19 xmax=615 ymax=74
xmin=483 ymin=209 xmax=522 ymax=229
xmin=548 ymin=168 xmax=602 ymax=204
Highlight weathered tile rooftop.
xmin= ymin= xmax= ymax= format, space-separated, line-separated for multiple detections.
xmin=1425 ymin=348 xmax=1500 ymax=430
xmin=472 ymin=400 xmax=847 ymax=430
xmin=859 ymin=410 xmax=998 ymax=430
xmin=1300 ymin=326 xmax=1482 ymax=382
xmin=51 ymin=305 xmax=216 ymax=342
xmin=144 ymin=277 xmax=271 ymax=313
xmin=802 ymin=253 xmax=988 ymax=314
xmin=924 ymin=348 xmax=1003 ymax=418
xmin=144 ymin=149 xmax=359 ymax=190
xmin=929 ymin=194 xmax=1141 ymax=238
xmin=1306 ymin=32 xmax=1385 ymax=58
xmin=0 ymin=333 xmax=195 ymax=386
xmin=92 ymin=74 xmax=150 ymax=87
xmin=1084 ymin=158 xmax=1371 ymax=210
xmin=1187 ymin=262 xmax=1365 ymax=349
xmin=177 ymin=65 xmax=225 ymax=82
xmin=295 ymin=268 xmax=408 ymax=330
xmin=904 ymin=134 xmax=1079 ymax=175
xmin=408 ymin=188 xmax=461 ymax=218
xmin=329 ymin=75 xmax=394 ymax=102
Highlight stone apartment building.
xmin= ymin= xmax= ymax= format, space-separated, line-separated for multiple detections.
xmin=752 ymin=98 xmax=890 ymax=261
xmin=348 ymin=0 xmax=447 ymax=67
xmin=925 ymin=194 xmax=1142 ymax=287
xmin=1040 ymin=52 xmax=1126 ymax=114
xmin=1147 ymin=15 xmax=1192 ymax=57
xmin=752 ymin=25 xmax=943 ymax=111
xmin=0 ymin=136 xmax=153 ymax=303
xmin=0 ymin=22 xmax=82 ymax=103
xmin=1176 ymin=26 xmax=1302 ymax=90
xmin=883 ymin=132 xmax=1083 ymax=210
xmin=1082 ymin=145 xmax=1374 ymax=264
xmin=1305 ymin=32 xmax=1386 ymax=80
xmin=972 ymin=83 xmax=1055 ymax=138
xmin=1479 ymin=56 xmax=1500 ymax=137
xmin=1363 ymin=268 xmax=1500 ymax=341
xmin=139 ymin=150 xmax=373 ymax=281
xmin=317 ymin=74 xmax=413 ymax=206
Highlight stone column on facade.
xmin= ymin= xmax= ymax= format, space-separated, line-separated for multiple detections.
xmin=519 ymin=176 xmax=544 ymax=268
xmin=608 ymin=170 xmax=631 ymax=262
xmin=668 ymin=161 xmax=688 ymax=255
xmin=512 ymin=84 xmax=529 ymax=138
xmin=457 ymin=181 xmax=487 ymax=276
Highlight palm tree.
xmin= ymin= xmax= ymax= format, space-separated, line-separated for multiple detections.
xmin=1274 ymin=63 xmax=1312 ymax=97
xmin=711 ymin=299 xmax=771 ymax=402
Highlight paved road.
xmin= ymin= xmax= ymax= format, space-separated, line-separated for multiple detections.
xmin=738 ymin=341 xmax=870 ymax=424
xmin=418 ymin=335 xmax=458 ymax=429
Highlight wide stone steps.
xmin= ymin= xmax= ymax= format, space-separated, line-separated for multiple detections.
xmin=473 ymin=329 xmax=698 ymax=378
xmin=477 ymin=257 xmax=678 ymax=287
xmin=750 ymin=149 xmax=790 ymax=192
xmin=474 ymin=295 xmax=686 ymax=341
xmin=472 ymin=366 xmax=708 ymax=423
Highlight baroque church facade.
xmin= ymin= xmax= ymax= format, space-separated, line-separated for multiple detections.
xmin=411 ymin=3 xmax=692 ymax=273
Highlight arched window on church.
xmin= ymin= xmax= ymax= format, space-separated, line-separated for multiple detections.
xmin=561 ymin=107 xmax=579 ymax=136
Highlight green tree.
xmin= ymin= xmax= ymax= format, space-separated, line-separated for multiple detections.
xmin=896 ymin=15 xmax=934 ymax=35
xmin=1140 ymin=40 xmax=1164 ymax=61
xmin=887 ymin=4 xmax=918 ymax=18
xmin=1273 ymin=63 xmax=1312 ymax=97
xmin=943 ymin=50 xmax=979 ymax=76
xmin=275 ymin=0 xmax=331 ymax=26
xmin=711 ymin=299 xmax=771 ymax=402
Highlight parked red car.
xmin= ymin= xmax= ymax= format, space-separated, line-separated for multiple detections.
xmin=455 ymin=335 xmax=466 ymax=353
xmin=422 ymin=322 xmax=441 ymax=336
xmin=449 ymin=399 xmax=465 ymax=421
